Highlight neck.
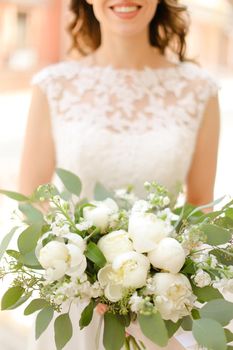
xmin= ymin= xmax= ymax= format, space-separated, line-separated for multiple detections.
xmin=93 ymin=28 xmax=162 ymax=69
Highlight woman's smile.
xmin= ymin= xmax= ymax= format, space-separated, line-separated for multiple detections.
xmin=109 ymin=2 xmax=143 ymax=20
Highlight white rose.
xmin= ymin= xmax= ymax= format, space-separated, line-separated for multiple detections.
xmin=38 ymin=240 xmax=87 ymax=282
xmin=97 ymin=230 xmax=133 ymax=262
xmin=193 ymin=269 xmax=211 ymax=288
xmin=148 ymin=237 xmax=185 ymax=273
xmin=152 ymin=272 xmax=196 ymax=323
xmin=128 ymin=213 xmax=172 ymax=253
xmin=83 ymin=198 xmax=119 ymax=232
xmin=98 ymin=252 xmax=150 ymax=302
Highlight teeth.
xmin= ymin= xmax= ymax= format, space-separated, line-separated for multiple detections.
xmin=113 ymin=6 xmax=139 ymax=13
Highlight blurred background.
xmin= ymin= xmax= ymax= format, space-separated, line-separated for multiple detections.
xmin=0 ymin=0 xmax=233 ymax=349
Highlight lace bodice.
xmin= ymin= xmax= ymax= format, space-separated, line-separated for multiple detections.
xmin=31 ymin=59 xmax=219 ymax=198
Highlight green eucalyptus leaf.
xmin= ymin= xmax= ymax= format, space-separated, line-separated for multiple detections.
xmin=36 ymin=307 xmax=54 ymax=339
xmin=18 ymin=203 xmax=44 ymax=225
xmin=6 ymin=249 xmax=21 ymax=260
xmin=0 ymin=227 xmax=18 ymax=260
xmin=17 ymin=225 xmax=41 ymax=255
xmin=193 ymin=285 xmax=223 ymax=302
xmin=210 ymin=248 xmax=233 ymax=266
xmin=0 ymin=190 xmax=29 ymax=201
xmin=79 ymin=299 xmax=95 ymax=330
xmin=199 ymin=299 xmax=233 ymax=326
xmin=181 ymin=316 xmax=193 ymax=331
xmin=94 ymin=182 xmax=114 ymax=201
xmin=165 ymin=319 xmax=182 ymax=338
xmin=201 ymin=224 xmax=232 ymax=246
xmin=8 ymin=292 xmax=32 ymax=310
xmin=19 ymin=250 xmax=41 ymax=269
xmin=138 ymin=312 xmax=168 ymax=347
xmin=85 ymin=242 xmax=106 ymax=268
xmin=56 ymin=168 xmax=82 ymax=197
xmin=24 ymin=299 xmax=49 ymax=315
xmin=1 ymin=286 xmax=25 ymax=310
xmin=103 ymin=313 xmax=125 ymax=350
xmin=192 ymin=318 xmax=227 ymax=350
xmin=54 ymin=313 xmax=73 ymax=350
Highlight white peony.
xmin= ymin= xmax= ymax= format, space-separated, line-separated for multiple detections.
xmin=38 ymin=239 xmax=87 ymax=282
xmin=148 ymin=237 xmax=185 ymax=273
xmin=128 ymin=213 xmax=173 ymax=253
xmin=213 ymin=278 xmax=233 ymax=293
xmin=193 ymin=269 xmax=211 ymax=288
xmin=152 ymin=272 xmax=196 ymax=323
xmin=98 ymin=252 xmax=150 ymax=302
xmin=97 ymin=230 xmax=133 ymax=262
xmin=83 ymin=198 xmax=119 ymax=232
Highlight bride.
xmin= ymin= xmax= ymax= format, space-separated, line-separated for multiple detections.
xmin=19 ymin=0 xmax=220 ymax=349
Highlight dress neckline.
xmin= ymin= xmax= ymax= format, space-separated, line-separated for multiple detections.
xmin=67 ymin=57 xmax=184 ymax=75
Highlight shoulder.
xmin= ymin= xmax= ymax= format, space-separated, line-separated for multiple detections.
xmin=31 ymin=60 xmax=80 ymax=92
xmin=178 ymin=61 xmax=220 ymax=98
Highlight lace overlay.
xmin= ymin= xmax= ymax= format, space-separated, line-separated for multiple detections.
xmin=31 ymin=60 xmax=219 ymax=198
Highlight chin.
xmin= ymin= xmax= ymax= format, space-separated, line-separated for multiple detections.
xmin=109 ymin=24 xmax=148 ymax=37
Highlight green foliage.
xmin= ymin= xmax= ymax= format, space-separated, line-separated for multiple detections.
xmin=79 ymin=299 xmax=96 ymax=330
xmin=103 ymin=313 xmax=125 ymax=350
xmin=31 ymin=184 xmax=59 ymax=202
xmin=138 ymin=312 xmax=168 ymax=347
xmin=200 ymin=224 xmax=232 ymax=245
xmin=18 ymin=203 xmax=44 ymax=225
xmin=210 ymin=247 xmax=233 ymax=266
xmin=94 ymin=182 xmax=114 ymax=201
xmin=24 ymin=299 xmax=49 ymax=315
xmin=193 ymin=318 xmax=227 ymax=350
xmin=8 ymin=292 xmax=32 ymax=310
xmin=193 ymin=285 xmax=224 ymax=303
xmin=1 ymin=286 xmax=25 ymax=310
xmin=56 ymin=168 xmax=82 ymax=197
xmin=0 ymin=227 xmax=18 ymax=260
xmin=165 ymin=319 xmax=182 ymax=338
xmin=0 ymin=190 xmax=29 ymax=201
xmin=36 ymin=307 xmax=54 ymax=339
xmin=225 ymin=328 xmax=233 ymax=344
xmin=199 ymin=299 xmax=233 ymax=326
xmin=181 ymin=316 xmax=193 ymax=331
xmin=85 ymin=242 xmax=106 ymax=268
xmin=17 ymin=225 xmax=42 ymax=255
xmin=54 ymin=313 xmax=73 ymax=350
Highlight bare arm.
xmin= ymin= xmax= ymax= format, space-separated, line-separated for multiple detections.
xmin=186 ymin=95 xmax=220 ymax=208
xmin=18 ymin=86 xmax=56 ymax=196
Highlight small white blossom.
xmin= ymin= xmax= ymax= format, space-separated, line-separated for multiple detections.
xmin=129 ymin=292 xmax=144 ymax=313
xmin=131 ymin=200 xmax=151 ymax=214
xmin=193 ymin=269 xmax=212 ymax=288
xmin=114 ymin=189 xmax=138 ymax=205
xmin=90 ymin=281 xmax=103 ymax=298
xmin=76 ymin=220 xmax=93 ymax=231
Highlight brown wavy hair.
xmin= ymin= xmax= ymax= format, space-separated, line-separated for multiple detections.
xmin=67 ymin=0 xmax=190 ymax=61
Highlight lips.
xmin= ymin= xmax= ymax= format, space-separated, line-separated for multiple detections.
xmin=109 ymin=2 xmax=142 ymax=18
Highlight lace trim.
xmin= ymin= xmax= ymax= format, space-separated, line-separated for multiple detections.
xmin=31 ymin=60 xmax=220 ymax=134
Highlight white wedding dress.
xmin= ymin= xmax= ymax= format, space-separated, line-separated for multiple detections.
xmin=27 ymin=57 xmax=218 ymax=350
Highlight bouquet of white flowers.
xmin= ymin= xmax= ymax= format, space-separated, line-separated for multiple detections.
xmin=0 ymin=169 xmax=233 ymax=350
